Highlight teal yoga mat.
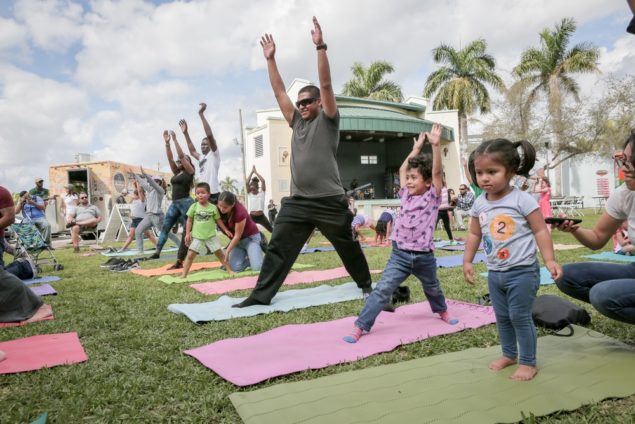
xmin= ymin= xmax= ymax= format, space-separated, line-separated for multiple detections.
xmin=169 ymin=282 xmax=370 ymax=322
xmin=230 ymin=326 xmax=635 ymax=424
xmin=582 ymin=251 xmax=635 ymax=262
xmin=158 ymin=263 xmax=313 ymax=284
xmin=480 ymin=266 xmax=555 ymax=285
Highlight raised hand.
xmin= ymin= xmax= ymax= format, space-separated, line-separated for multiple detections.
xmin=198 ymin=103 xmax=207 ymax=114
xmin=140 ymin=165 xmax=145 ymax=176
xmin=413 ymin=132 xmax=426 ymax=153
xmin=310 ymin=16 xmax=324 ymax=45
xmin=179 ymin=119 xmax=188 ymax=133
xmin=170 ymin=130 xmax=177 ymax=141
xmin=426 ymin=123 xmax=442 ymax=147
xmin=260 ymin=34 xmax=276 ymax=60
xmin=163 ymin=130 xmax=170 ymax=143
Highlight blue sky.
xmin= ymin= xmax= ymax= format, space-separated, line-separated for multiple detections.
xmin=1 ymin=0 xmax=633 ymax=193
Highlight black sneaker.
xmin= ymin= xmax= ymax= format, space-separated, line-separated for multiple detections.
xmin=104 ymin=259 xmax=127 ymax=269
xmin=628 ymin=16 xmax=635 ymax=34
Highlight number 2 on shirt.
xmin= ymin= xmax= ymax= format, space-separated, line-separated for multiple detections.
xmin=489 ymin=214 xmax=515 ymax=241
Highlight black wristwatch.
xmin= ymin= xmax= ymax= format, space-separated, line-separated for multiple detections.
xmin=316 ymin=43 xmax=327 ymax=51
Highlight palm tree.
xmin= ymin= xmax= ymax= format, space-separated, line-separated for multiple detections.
xmin=342 ymin=61 xmax=403 ymax=102
xmin=423 ymin=39 xmax=504 ymax=152
xmin=220 ymin=176 xmax=238 ymax=194
xmin=514 ymin=18 xmax=599 ymax=194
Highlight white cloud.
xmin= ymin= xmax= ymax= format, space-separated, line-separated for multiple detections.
xmin=0 ymin=17 xmax=27 ymax=50
xmin=14 ymin=0 xmax=84 ymax=52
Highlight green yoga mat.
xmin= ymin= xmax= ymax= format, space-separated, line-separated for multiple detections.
xmin=158 ymin=263 xmax=314 ymax=284
xmin=231 ymin=326 xmax=635 ymax=424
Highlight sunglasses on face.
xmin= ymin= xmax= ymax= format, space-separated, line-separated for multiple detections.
xmin=295 ymin=97 xmax=318 ymax=108
xmin=80 ymin=196 xmax=88 ymax=199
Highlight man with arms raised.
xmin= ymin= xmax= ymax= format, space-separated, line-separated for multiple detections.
xmin=234 ymin=17 xmax=372 ymax=307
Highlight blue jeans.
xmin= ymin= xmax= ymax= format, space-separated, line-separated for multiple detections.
xmin=229 ymin=233 xmax=264 ymax=273
xmin=156 ymin=197 xmax=194 ymax=252
xmin=557 ymin=262 xmax=635 ymax=324
xmin=0 ymin=240 xmax=34 ymax=280
xmin=488 ymin=261 xmax=540 ymax=366
xmin=356 ymin=242 xmax=448 ymax=332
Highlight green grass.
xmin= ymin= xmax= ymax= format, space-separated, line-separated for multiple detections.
xmin=3 ymin=210 xmax=635 ymax=423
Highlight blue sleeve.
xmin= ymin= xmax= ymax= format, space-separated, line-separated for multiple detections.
xmin=518 ymin=191 xmax=540 ymax=217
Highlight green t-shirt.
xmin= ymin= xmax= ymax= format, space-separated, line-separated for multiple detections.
xmin=29 ymin=187 xmax=49 ymax=198
xmin=470 ymin=183 xmax=483 ymax=197
xmin=186 ymin=202 xmax=220 ymax=240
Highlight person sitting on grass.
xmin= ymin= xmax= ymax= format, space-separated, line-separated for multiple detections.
xmin=374 ymin=209 xmax=396 ymax=245
xmin=343 ymin=124 xmax=459 ymax=344
xmin=69 ymin=193 xmax=102 ymax=253
xmin=612 ymin=220 xmax=634 ymax=256
xmin=119 ymin=181 xmax=157 ymax=252
xmin=181 ymin=182 xmax=231 ymax=278
xmin=463 ymin=138 xmax=561 ymax=381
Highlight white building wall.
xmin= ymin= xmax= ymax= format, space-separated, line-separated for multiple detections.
xmin=561 ymin=155 xmax=616 ymax=207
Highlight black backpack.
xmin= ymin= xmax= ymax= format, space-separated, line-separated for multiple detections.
xmin=532 ymin=295 xmax=591 ymax=336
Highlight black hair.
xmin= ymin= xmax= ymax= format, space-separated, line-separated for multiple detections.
xmin=250 ymin=177 xmax=260 ymax=186
xmin=298 ymin=85 xmax=320 ymax=99
xmin=468 ymin=139 xmax=536 ymax=188
xmin=624 ymin=129 xmax=635 ymax=168
xmin=375 ymin=220 xmax=387 ymax=237
xmin=195 ymin=182 xmax=211 ymax=193
xmin=406 ymin=154 xmax=433 ymax=180
xmin=218 ymin=191 xmax=237 ymax=206
xmin=19 ymin=190 xmax=27 ymax=197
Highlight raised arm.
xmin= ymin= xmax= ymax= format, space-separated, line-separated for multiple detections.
xmin=428 ymin=123 xmax=443 ymax=196
xmin=245 ymin=167 xmax=255 ymax=193
xmin=555 ymin=211 xmax=622 ymax=250
xmin=399 ymin=132 xmax=426 ymax=188
xmin=179 ymin=119 xmax=200 ymax=161
xmin=163 ymin=130 xmax=179 ymax=175
xmin=311 ymin=16 xmax=336 ymax=119
xmin=171 ymin=130 xmax=195 ymax=175
xmin=260 ymin=34 xmax=295 ymax=125
xmin=198 ymin=103 xmax=218 ymax=153
xmin=252 ymin=166 xmax=266 ymax=192
xmin=134 ymin=180 xmax=145 ymax=203
xmin=462 ymin=158 xmax=474 ymax=186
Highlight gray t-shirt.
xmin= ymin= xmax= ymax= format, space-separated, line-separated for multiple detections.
xmin=471 ymin=187 xmax=539 ymax=271
xmin=289 ymin=109 xmax=345 ymax=198
xmin=75 ymin=204 xmax=101 ymax=222
xmin=605 ymin=183 xmax=635 ymax=241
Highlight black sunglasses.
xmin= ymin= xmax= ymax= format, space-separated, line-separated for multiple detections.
xmin=615 ymin=153 xmax=635 ymax=172
xmin=80 ymin=196 xmax=88 ymax=199
xmin=295 ymin=97 xmax=318 ymax=108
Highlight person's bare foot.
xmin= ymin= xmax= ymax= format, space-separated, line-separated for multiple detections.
xmin=0 ymin=350 xmax=6 ymax=362
xmin=489 ymin=356 xmax=517 ymax=371
xmin=24 ymin=304 xmax=53 ymax=323
xmin=510 ymin=364 xmax=538 ymax=381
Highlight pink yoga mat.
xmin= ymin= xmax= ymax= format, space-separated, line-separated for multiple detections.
xmin=0 ymin=332 xmax=88 ymax=374
xmin=185 ymin=300 xmax=495 ymax=386
xmin=0 ymin=305 xmax=54 ymax=327
xmin=190 ymin=267 xmax=382 ymax=295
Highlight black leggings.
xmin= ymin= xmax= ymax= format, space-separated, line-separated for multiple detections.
xmin=250 ymin=213 xmax=273 ymax=233
xmin=436 ymin=209 xmax=454 ymax=240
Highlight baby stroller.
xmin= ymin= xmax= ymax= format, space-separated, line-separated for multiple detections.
xmin=9 ymin=216 xmax=63 ymax=271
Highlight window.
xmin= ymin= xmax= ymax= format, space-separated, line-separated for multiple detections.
xmin=254 ymin=135 xmax=263 ymax=158
xmin=360 ymin=155 xmax=377 ymax=165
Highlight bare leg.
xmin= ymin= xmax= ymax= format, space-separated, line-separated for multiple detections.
xmin=71 ymin=225 xmax=81 ymax=250
xmin=214 ymin=249 xmax=233 ymax=275
xmin=510 ymin=365 xmax=538 ymax=381
xmin=489 ymin=356 xmax=517 ymax=371
xmin=181 ymin=250 xmax=197 ymax=278
xmin=145 ymin=230 xmax=157 ymax=246
xmin=120 ymin=227 xmax=137 ymax=250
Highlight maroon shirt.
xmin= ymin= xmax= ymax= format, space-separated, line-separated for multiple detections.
xmin=0 ymin=186 xmax=14 ymax=238
xmin=224 ymin=202 xmax=259 ymax=238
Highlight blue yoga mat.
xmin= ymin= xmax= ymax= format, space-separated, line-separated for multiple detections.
xmin=168 ymin=282 xmax=371 ymax=323
xmin=22 ymin=276 xmax=61 ymax=285
xmin=300 ymin=246 xmax=336 ymax=254
xmin=101 ymin=247 xmax=178 ymax=257
xmin=582 ymin=251 xmax=635 ymax=263
xmin=480 ymin=266 xmax=554 ymax=285
xmin=437 ymin=252 xmax=486 ymax=268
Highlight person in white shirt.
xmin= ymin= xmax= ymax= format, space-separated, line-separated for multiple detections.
xmin=246 ymin=165 xmax=273 ymax=232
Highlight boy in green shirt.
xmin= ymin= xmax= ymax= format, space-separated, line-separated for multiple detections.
xmin=182 ymin=182 xmax=231 ymax=278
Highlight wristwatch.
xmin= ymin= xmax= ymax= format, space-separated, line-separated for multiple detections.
xmin=316 ymin=43 xmax=327 ymax=51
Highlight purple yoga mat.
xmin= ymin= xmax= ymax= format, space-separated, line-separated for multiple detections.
xmin=437 ymin=252 xmax=486 ymax=268
xmin=30 ymin=284 xmax=57 ymax=296
xmin=185 ymin=300 xmax=495 ymax=386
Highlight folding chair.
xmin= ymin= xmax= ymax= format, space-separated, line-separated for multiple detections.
xmin=10 ymin=218 xmax=63 ymax=271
